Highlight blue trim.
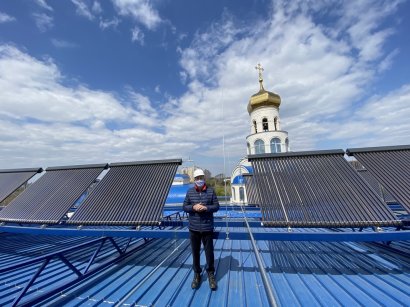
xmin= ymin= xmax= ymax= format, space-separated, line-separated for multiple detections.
xmin=232 ymin=175 xmax=245 ymax=184
xmin=0 ymin=226 xmax=409 ymax=242
xmin=244 ymin=166 xmax=253 ymax=173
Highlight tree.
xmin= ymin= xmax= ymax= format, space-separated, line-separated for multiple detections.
xmin=206 ymin=174 xmax=231 ymax=196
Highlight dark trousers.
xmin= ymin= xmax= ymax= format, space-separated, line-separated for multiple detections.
xmin=189 ymin=230 xmax=215 ymax=274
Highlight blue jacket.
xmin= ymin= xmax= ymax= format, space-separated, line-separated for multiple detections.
xmin=183 ymin=185 xmax=219 ymax=232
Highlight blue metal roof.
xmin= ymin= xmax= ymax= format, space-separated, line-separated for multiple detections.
xmin=0 ymin=206 xmax=409 ymax=306
xmin=29 ymin=228 xmax=410 ymax=306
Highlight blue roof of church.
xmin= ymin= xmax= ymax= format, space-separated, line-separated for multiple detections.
xmin=232 ymin=165 xmax=253 ymax=184
xmin=232 ymin=175 xmax=245 ymax=184
xmin=244 ymin=165 xmax=253 ymax=173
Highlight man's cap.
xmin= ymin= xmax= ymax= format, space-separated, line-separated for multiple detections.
xmin=193 ymin=169 xmax=205 ymax=178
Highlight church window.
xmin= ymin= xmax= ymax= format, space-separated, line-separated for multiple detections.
xmin=253 ymin=120 xmax=257 ymax=133
xmin=239 ymin=187 xmax=245 ymax=202
xmin=285 ymin=138 xmax=289 ymax=151
xmin=247 ymin=142 xmax=251 ymax=155
xmin=262 ymin=118 xmax=268 ymax=131
xmin=274 ymin=117 xmax=278 ymax=131
xmin=270 ymin=138 xmax=281 ymax=153
xmin=254 ymin=139 xmax=265 ymax=154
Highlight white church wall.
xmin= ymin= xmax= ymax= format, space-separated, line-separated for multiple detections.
xmin=249 ymin=106 xmax=280 ymax=133
xmin=246 ymin=131 xmax=289 ymax=154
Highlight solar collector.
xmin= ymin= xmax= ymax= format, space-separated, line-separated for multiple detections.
xmin=357 ymin=169 xmax=384 ymax=198
xmin=347 ymin=145 xmax=410 ymax=214
xmin=313 ymin=155 xmax=365 ymax=225
xmin=249 ymin=150 xmax=400 ymax=228
xmin=0 ymin=164 xmax=107 ymax=224
xmin=286 ymin=156 xmax=325 ymax=225
xmin=243 ymin=174 xmax=260 ymax=206
xmin=332 ymin=155 xmax=396 ymax=223
xmin=252 ymin=156 xmax=288 ymax=225
xmin=67 ymin=159 xmax=181 ymax=226
xmin=285 ymin=154 xmax=338 ymax=226
xmin=0 ymin=168 xmax=42 ymax=203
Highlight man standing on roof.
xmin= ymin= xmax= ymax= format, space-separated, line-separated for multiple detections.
xmin=183 ymin=168 xmax=220 ymax=290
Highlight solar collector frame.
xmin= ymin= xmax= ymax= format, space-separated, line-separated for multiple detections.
xmin=0 ymin=164 xmax=107 ymax=224
xmin=249 ymin=150 xmax=401 ymax=228
xmin=67 ymin=159 xmax=182 ymax=226
xmin=0 ymin=168 xmax=42 ymax=203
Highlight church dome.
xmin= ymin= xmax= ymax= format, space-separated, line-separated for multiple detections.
xmin=247 ymin=89 xmax=281 ymax=114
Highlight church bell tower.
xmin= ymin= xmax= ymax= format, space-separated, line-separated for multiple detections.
xmin=246 ymin=64 xmax=289 ymax=154
xmin=230 ymin=64 xmax=290 ymax=204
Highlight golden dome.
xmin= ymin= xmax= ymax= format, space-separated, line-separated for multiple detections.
xmin=247 ymin=89 xmax=281 ymax=114
xmin=247 ymin=63 xmax=281 ymax=114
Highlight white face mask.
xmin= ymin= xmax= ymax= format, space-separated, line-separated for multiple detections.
xmin=195 ymin=179 xmax=205 ymax=187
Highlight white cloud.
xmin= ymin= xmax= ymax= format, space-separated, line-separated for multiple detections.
xmin=111 ymin=0 xmax=162 ymax=30
xmin=51 ymin=38 xmax=78 ymax=48
xmin=32 ymin=12 xmax=53 ymax=32
xmin=161 ymin=0 xmax=407 ymax=171
xmin=131 ymin=26 xmax=144 ymax=45
xmin=349 ymin=85 xmax=410 ymax=146
xmin=0 ymin=1 xmax=408 ymax=175
xmin=0 ymin=12 xmax=16 ymax=23
xmin=92 ymin=1 xmax=103 ymax=14
xmin=99 ymin=17 xmax=120 ymax=30
xmin=378 ymin=49 xmax=399 ymax=73
xmin=0 ymin=44 xmax=188 ymax=169
xmin=298 ymin=85 xmax=410 ymax=149
xmin=0 ymin=45 xmax=129 ymax=123
xmin=35 ymin=0 xmax=53 ymax=11
xmin=71 ymin=0 xmax=95 ymax=20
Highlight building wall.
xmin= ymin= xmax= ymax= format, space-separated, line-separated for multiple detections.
xmin=246 ymin=105 xmax=289 ymax=155
xmin=181 ymin=166 xmax=195 ymax=182
xmin=230 ymin=160 xmax=251 ymax=204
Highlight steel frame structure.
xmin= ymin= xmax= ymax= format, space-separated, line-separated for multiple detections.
xmin=1 ymin=235 xmax=151 ymax=307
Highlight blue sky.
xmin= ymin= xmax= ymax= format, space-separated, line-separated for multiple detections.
xmin=0 ymin=0 xmax=409 ymax=176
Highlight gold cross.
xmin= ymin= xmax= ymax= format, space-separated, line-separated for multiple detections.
xmin=255 ymin=63 xmax=264 ymax=80
xmin=255 ymin=63 xmax=264 ymax=90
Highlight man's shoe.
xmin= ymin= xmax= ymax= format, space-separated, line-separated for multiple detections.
xmin=208 ymin=272 xmax=217 ymax=290
xmin=191 ymin=273 xmax=201 ymax=289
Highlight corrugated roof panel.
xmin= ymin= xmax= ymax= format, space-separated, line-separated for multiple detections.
xmin=0 ymin=233 xmax=91 ymax=269
xmin=0 ymin=168 xmax=42 ymax=203
xmin=37 ymin=228 xmax=410 ymax=306
xmin=347 ymin=145 xmax=410 ymax=213
xmin=248 ymin=150 xmax=400 ymax=227
xmin=0 ymin=233 xmax=135 ymax=306
xmin=0 ymin=165 xmax=106 ymax=224
xmin=68 ymin=159 xmax=181 ymax=226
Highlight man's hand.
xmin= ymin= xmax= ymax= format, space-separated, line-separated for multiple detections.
xmin=193 ymin=203 xmax=207 ymax=212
